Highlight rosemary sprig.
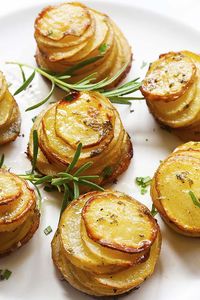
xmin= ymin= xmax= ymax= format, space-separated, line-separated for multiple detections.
xmin=151 ymin=204 xmax=158 ymax=217
xmin=188 ymin=191 xmax=200 ymax=208
xmin=7 ymin=58 xmax=142 ymax=111
xmin=20 ymin=131 xmax=104 ymax=214
xmin=0 ymin=154 xmax=5 ymax=168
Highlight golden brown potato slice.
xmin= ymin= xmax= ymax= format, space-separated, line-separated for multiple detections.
xmin=0 ymin=170 xmax=22 ymax=205
xmin=51 ymin=231 xmax=102 ymax=296
xmin=0 ymin=172 xmax=35 ymax=232
xmin=152 ymin=154 xmax=200 ymax=236
xmin=141 ymin=52 xmax=196 ymax=102
xmin=55 ymin=93 xmax=115 ymax=149
xmin=0 ymin=209 xmax=39 ymax=257
xmin=82 ymin=191 xmax=158 ymax=253
xmin=59 ymin=192 xmax=130 ymax=274
xmin=62 ymin=231 xmax=161 ymax=295
xmin=0 ymin=91 xmax=14 ymax=128
xmin=81 ymin=219 xmax=150 ymax=268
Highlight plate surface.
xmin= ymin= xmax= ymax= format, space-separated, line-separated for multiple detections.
xmin=0 ymin=1 xmax=200 ymax=300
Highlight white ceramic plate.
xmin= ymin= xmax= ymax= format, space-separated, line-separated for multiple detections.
xmin=0 ymin=1 xmax=200 ymax=300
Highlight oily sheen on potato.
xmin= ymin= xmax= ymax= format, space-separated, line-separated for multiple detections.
xmin=0 ymin=71 xmax=21 ymax=145
xmin=34 ymin=2 xmax=132 ymax=87
xmin=141 ymin=51 xmax=200 ymax=141
xmin=151 ymin=142 xmax=200 ymax=236
xmin=0 ymin=169 xmax=40 ymax=256
xmin=28 ymin=91 xmax=133 ymax=186
xmin=52 ymin=190 xmax=161 ymax=297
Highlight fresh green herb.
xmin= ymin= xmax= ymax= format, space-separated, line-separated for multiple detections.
xmin=19 ymin=65 xmax=26 ymax=82
xmin=188 ymin=191 xmax=200 ymax=208
xmin=32 ymin=116 xmax=37 ymax=123
xmin=14 ymin=70 xmax=35 ymax=95
xmin=31 ymin=130 xmax=38 ymax=173
xmin=7 ymin=59 xmax=142 ymax=110
xmin=141 ymin=61 xmax=148 ymax=69
xmin=19 ymin=143 xmax=104 ymax=215
xmin=102 ymin=166 xmax=113 ymax=178
xmin=0 ymin=154 xmax=5 ymax=168
xmin=151 ymin=204 xmax=158 ymax=217
xmin=98 ymin=43 xmax=108 ymax=54
xmin=0 ymin=269 xmax=12 ymax=281
xmin=135 ymin=176 xmax=152 ymax=195
xmin=44 ymin=225 xmax=53 ymax=235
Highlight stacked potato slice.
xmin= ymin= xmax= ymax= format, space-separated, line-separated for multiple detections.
xmin=34 ymin=2 xmax=132 ymax=87
xmin=141 ymin=51 xmax=200 ymax=141
xmin=0 ymin=169 xmax=40 ymax=256
xmin=0 ymin=71 xmax=21 ymax=145
xmin=52 ymin=190 xmax=161 ymax=297
xmin=151 ymin=141 xmax=200 ymax=236
xmin=28 ymin=91 xmax=132 ymax=185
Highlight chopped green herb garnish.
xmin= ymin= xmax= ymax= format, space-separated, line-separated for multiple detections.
xmin=44 ymin=226 xmax=53 ymax=235
xmin=32 ymin=116 xmax=37 ymax=123
xmin=0 ymin=269 xmax=12 ymax=281
xmin=188 ymin=191 xmax=200 ymax=208
xmin=151 ymin=204 xmax=158 ymax=217
xmin=0 ymin=154 xmax=5 ymax=168
xmin=102 ymin=166 xmax=113 ymax=178
xmin=98 ymin=43 xmax=108 ymax=54
xmin=135 ymin=176 xmax=152 ymax=195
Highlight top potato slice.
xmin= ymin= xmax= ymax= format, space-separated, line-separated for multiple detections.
xmin=82 ymin=191 xmax=158 ymax=253
xmin=0 ymin=91 xmax=14 ymax=128
xmin=141 ymin=52 xmax=196 ymax=102
xmin=55 ymin=91 xmax=115 ymax=149
xmin=59 ymin=192 xmax=128 ymax=274
xmin=35 ymin=2 xmax=92 ymax=41
xmin=173 ymin=141 xmax=200 ymax=153
xmin=0 ymin=170 xmax=22 ymax=205
xmin=0 ymin=72 xmax=7 ymax=102
xmin=154 ymin=155 xmax=200 ymax=235
xmin=0 ymin=172 xmax=35 ymax=232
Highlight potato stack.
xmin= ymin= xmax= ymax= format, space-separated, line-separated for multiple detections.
xmin=0 ymin=169 xmax=40 ymax=256
xmin=0 ymin=71 xmax=21 ymax=145
xmin=141 ymin=51 xmax=200 ymax=141
xmin=52 ymin=190 xmax=161 ymax=297
xmin=34 ymin=2 xmax=132 ymax=87
xmin=151 ymin=141 xmax=200 ymax=236
xmin=28 ymin=91 xmax=132 ymax=185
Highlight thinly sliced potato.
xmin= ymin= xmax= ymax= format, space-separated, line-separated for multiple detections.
xmin=51 ymin=232 xmax=102 ymax=296
xmin=0 ymin=72 xmax=7 ymax=102
xmin=82 ymin=191 xmax=158 ymax=253
xmin=0 ymin=172 xmax=36 ymax=232
xmin=81 ymin=219 xmax=150 ymax=268
xmin=0 ymin=91 xmax=14 ymax=128
xmin=55 ymin=92 xmax=115 ymax=149
xmin=141 ymin=52 xmax=196 ymax=102
xmin=0 ymin=209 xmax=39 ymax=256
xmin=59 ymin=192 xmax=129 ymax=274
xmin=0 ymin=170 xmax=22 ymax=205
xmin=58 ymin=231 xmax=161 ymax=294
xmin=152 ymin=153 xmax=200 ymax=236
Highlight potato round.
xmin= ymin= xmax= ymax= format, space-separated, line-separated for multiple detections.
xmin=82 ymin=191 xmax=158 ymax=253
xmin=151 ymin=144 xmax=200 ymax=236
xmin=141 ymin=50 xmax=200 ymax=141
xmin=0 ymin=72 xmax=21 ymax=145
xmin=0 ymin=169 xmax=40 ymax=256
xmin=34 ymin=2 xmax=132 ymax=88
xmin=28 ymin=91 xmax=133 ymax=187
xmin=52 ymin=191 xmax=161 ymax=297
